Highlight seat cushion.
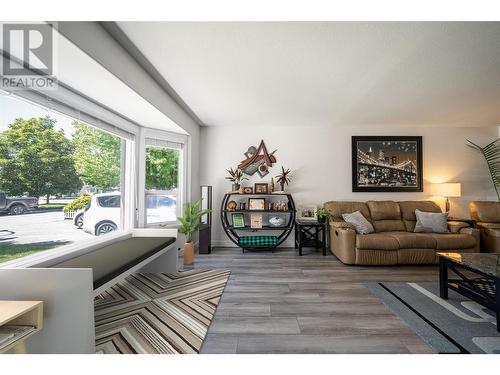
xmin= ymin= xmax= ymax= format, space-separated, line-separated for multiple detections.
xmin=430 ymin=233 xmax=476 ymax=249
xmin=356 ymin=233 xmax=399 ymax=250
xmin=384 ymin=232 xmax=437 ymax=249
xmin=239 ymin=236 xmax=277 ymax=247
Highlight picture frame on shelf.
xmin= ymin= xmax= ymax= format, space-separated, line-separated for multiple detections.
xmin=248 ymin=198 xmax=265 ymax=210
xmin=254 ymin=183 xmax=269 ymax=194
xmin=243 ymin=187 xmax=253 ymax=194
xmin=250 ymin=213 xmax=263 ymax=229
xmin=299 ymin=205 xmax=317 ymax=220
xmin=232 ymin=213 xmax=245 ymax=228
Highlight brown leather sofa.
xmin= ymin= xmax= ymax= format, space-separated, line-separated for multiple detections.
xmin=469 ymin=201 xmax=500 ymax=253
xmin=324 ymin=200 xmax=480 ymax=265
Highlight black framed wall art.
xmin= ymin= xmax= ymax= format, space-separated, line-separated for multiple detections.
xmin=352 ymin=136 xmax=423 ymax=192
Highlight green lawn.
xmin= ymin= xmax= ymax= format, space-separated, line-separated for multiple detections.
xmin=0 ymin=242 xmax=70 ymax=264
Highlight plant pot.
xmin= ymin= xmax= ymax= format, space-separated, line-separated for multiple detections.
xmin=184 ymin=242 xmax=195 ymax=265
xmin=318 ymin=216 xmax=326 ymax=224
xmin=232 ymin=183 xmax=240 ymax=191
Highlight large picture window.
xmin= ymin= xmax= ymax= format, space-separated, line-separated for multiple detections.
xmin=145 ymin=141 xmax=182 ymax=225
xmin=0 ymin=93 xmax=128 ymax=264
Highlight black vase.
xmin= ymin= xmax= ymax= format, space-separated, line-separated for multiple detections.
xmin=318 ymin=216 xmax=326 ymax=224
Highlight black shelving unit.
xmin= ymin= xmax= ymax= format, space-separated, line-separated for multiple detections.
xmin=220 ymin=193 xmax=296 ymax=252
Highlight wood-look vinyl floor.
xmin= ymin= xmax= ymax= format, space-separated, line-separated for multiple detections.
xmin=181 ymin=247 xmax=438 ymax=354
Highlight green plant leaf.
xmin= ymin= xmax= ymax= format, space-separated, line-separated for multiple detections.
xmin=467 ymin=138 xmax=500 ymax=201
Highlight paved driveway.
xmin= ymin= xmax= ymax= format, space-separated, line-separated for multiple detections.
xmin=0 ymin=211 xmax=93 ymax=247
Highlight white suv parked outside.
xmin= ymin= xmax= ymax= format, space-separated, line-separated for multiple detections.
xmin=83 ymin=192 xmax=177 ymax=236
xmin=83 ymin=192 xmax=121 ymax=236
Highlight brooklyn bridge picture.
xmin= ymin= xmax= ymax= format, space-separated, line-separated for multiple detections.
xmin=351 ymin=136 xmax=423 ymax=192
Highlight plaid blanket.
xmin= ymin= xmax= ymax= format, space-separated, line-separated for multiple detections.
xmin=239 ymin=236 xmax=278 ymax=247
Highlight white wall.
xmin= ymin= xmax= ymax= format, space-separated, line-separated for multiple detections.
xmin=200 ymin=125 xmax=498 ymax=247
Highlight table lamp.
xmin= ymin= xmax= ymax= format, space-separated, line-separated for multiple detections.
xmin=433 ymin=183 xmax=461 ymax=212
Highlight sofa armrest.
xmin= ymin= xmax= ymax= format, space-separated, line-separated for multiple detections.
xmin=329 ymin=222 xmax=357 ymax=264
xmin=458 ymin=227 xmax=480 ymax=252
xmin=331 ymin=221 xmax=356 ymax=230
xmin=448 ymin=220 xmax=470 ymax=233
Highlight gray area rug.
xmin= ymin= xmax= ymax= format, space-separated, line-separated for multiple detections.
xmin=366 ymin=282 xmax=500 ymax=354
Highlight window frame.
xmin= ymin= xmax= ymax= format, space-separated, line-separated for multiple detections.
xmin=0 ymin=88 xmax=139 ymax=268
xmin=137 ymin=127 xmax=187 ymax=228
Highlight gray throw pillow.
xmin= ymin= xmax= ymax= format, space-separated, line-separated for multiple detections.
xmin=342 ymin=211 xmax=374 ymax=234
xmin=414 ymin=209 xmax=449 ymax=233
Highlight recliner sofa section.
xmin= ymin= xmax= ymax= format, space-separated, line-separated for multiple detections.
xmin=325 ymin=200 xmax=479 ymax=265
xmin=469 ymin=201 xmax=500 ymax=253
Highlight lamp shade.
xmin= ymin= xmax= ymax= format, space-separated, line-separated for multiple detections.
xmin=433 ymin=183 xmax=461 ymax=197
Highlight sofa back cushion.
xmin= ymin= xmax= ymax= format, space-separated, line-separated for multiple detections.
xmin=324 ymin=201 xmax=371 ymax=222
xmin=398 ymin=201 xmax=442 ymax=231
xmin=469 ymin=201 xmax=500 ymax=223
xmin=366 ymin=201 xmax=405 ymax=232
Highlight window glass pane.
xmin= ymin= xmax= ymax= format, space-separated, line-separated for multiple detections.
xmin=145 ymin=146 xmax=179 ymax=224
xmin=0 ymin=93 xmax=124 ymax=264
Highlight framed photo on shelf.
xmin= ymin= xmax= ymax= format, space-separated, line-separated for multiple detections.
xmin=248 ymin=198 xmax=265 ymax=210
xmin=243 ymin=187 xmax=253 ymax=194
xmin=254 ymin=183 xmax=269 ymax=194
xmin=352 ymin=136 xmax=423 ymax=192
xmin=250 ymin=213 xmax=263 ymax=229
xmin=232 ymin=213 xmax=245 ymax=228
xmin=299 ymin=205 xmax=317 ymax=220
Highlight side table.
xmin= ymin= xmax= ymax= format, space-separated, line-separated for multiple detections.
xmin=294 ymin=219 xmax=327 ymax=256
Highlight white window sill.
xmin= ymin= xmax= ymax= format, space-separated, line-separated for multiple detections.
xmin=0 ymin=228 xmax=177 ymax=269
xmin=146 ymin=221 xmax=181 ymax=229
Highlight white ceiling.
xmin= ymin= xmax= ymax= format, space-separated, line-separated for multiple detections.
xmin=118 ymin=22 xmax=500 ymax=128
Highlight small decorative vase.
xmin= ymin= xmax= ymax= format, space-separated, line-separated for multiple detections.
xmin=232 ymin=183 xmax=240 ymax=191
xmin=318 ymin=216 xmax=326 ymax=224
xmin=184 ymin=242 xmax=194 ymax=265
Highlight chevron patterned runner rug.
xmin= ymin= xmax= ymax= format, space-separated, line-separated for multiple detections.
xmin=94 ymin=269 xmax=231 ymax=354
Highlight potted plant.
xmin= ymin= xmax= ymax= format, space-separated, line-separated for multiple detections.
xmin=226 ymin=167 xmax=248 ymax=191
xmin=276 ymin=166 xmax=292 ymax=192
xmin=177 ymin=199 xmax=211 ymax=265
xmin=316 ymin=207 xmax=332 ymax=224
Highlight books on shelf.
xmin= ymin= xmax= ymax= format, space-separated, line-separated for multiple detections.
xmin=0 ymin=325 xmax=36 ymax=350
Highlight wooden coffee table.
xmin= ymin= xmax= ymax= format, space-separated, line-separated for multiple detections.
xmin=437 ymin=252 xmax=500 ymax=332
